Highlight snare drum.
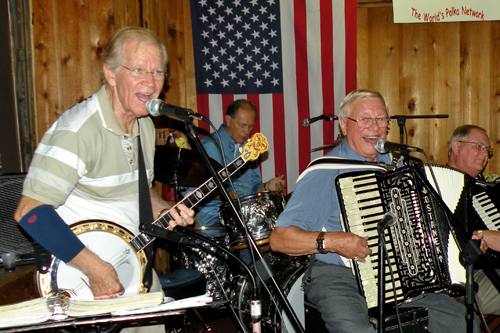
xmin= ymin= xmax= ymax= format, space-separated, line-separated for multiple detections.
xmin=219 ymin=192 xmax=286 ymax=250
xmin=177 ymin=226 xmax=234 ymax=300
xmin=233 ymin=252 xmax=309 ymax=333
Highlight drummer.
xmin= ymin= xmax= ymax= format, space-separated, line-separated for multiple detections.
xmin=187 ymin=99 xmax=286 ymax=228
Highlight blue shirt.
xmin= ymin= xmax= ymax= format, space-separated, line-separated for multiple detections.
xmin=189 ymin=124 xmax=262 ymax=226
xmin=274 ymin=139 xmax=392 ymax=265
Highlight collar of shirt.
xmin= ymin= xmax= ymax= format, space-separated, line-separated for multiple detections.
xmin=97 ymin=85 xmax=140 ymax=139
xmin=219 ymin=124 xmax=247 ymax=158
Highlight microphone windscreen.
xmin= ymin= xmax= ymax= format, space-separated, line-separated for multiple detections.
xmin=374 ymin=139 xmax=387 ymax=154
xmin=145 ymin=98 xmax=162 ymax=116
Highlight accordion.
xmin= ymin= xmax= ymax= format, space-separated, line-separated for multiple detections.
xmin=336 ymin=164 xmax=476 ymax=310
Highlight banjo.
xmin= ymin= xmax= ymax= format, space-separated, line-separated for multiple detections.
xmin=37 ymin=133 xmax=269 ymax=300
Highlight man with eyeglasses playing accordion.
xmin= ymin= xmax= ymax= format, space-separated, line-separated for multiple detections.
xmin=270 ymin=90 xmax=480 ymax=332
xmin=447 ymin=124 xmax=500 ymax=316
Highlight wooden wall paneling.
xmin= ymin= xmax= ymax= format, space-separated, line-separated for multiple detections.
xmin=111 ymin=0 xmax=141 ymax=29
xmin=142 ymin=0 xmax=196 ymax=130
xmin=358 ymin=6 xmax=402 ymax=144
xmin=142 ymin=0 xmax=171 ymax=99
xmin=163 ymin=0 xmax=187 ymax=108
xmin=182 ymin=0 xmax=197 ymax=114
xmin=166 ymin=0 xmax=191 ymax=110
xmin=31 ymin=0 xmax=59 ymax=142
xmin=460 ymin=22 xmax=491 ymax=126
xmin=356 ymin=7 xmax=369 ymax=89
xmin=458 ymin=22 xmax=496 ymax=174
xmin=400 ymin=22 xmax=436 ymax=160
xmin=81 ymin=0 xmax=117 ymax=99
xmin=30 ymin=0 xmax=142 ymax=142
xmin=79 ymin=0 xmax=141 ymax=100
xmin=426 ymin=22 xmax=461 ymax=164
xmin=57 ymin=1 xmax=88 ymax=116
xmin=430 ymin=21 xmax=461 ymax=165
xmin=489 ymin=22 xmax=500 ymax=176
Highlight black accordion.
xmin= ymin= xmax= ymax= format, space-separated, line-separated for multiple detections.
xmin=336 ymin=164 xmax=476 ymax=310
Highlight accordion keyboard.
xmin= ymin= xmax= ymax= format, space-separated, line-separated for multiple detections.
xmin=473 ymin=189 xmax=500 ymax=231
xmin=338 ymin=172 xmax=403 ymax=309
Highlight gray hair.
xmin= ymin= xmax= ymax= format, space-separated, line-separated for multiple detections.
xmin=448 ymin=124 xmax=487 ymax=156
xmin=101 ymin=27 xmax=168 ymax=85
xmin=338 ymin=89 xmax=390 ymax=119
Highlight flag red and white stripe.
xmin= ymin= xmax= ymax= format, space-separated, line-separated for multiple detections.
xmin=190 ymin=0 xmax=356 ymax=191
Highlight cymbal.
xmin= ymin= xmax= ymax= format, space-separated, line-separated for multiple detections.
xmin=310 ymin=141 xmax=341 ymax=152
xmin=154 ymin=146 xmax=223 ymax=187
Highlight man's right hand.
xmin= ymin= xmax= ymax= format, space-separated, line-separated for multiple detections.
xmin=70 ymin=248 xmax=125 ymax=299
xmin=329 ymin=232 xmax=372 ymax=262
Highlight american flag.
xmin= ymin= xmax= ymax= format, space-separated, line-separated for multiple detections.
xmin=190 ymin=0 xmax=356 ymax=191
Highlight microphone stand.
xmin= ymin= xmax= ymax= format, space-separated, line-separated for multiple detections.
xmin=390 ymin=115 xmax=448 ymax=144
xmin=375 ymin=213 xmax=398 ymax=333
xmin=459 ymin=240 xmax=482 ymax=333
xmin=182 ymin=117 xmax=305 ymax=333
xmin=377 ymin=227 xmax=386 ymax=333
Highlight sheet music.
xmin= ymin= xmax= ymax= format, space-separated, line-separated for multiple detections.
xmin=112 ymin=294 xmax=213 ymax=316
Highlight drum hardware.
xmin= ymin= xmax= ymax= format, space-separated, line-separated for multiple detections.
xmin=147 ymin=225 xmax=233 ymax=301
xmin=310 ymin=140 xmax=342 ymax=152
xmin=310 ymin=134 xmax=344 ymax=152
xmin=154 ymin=145 xmax=223 ymax=187
xmin=220 ymin=198 xmax=304 ymax=333
xmin=234 ymin=252 xmax=309 ymax=333
xmin=219 ymin=192 xmax=286 ymax=251
xmin=171 ymin=226 xmax=260 ymax=332
xmin=183 ymin=117 xmax=304 ymax=333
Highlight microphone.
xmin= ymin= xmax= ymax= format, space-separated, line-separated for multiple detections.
xmin=374 ymin=139 xmax=422 ymax=154
xmin=145 ymin=98 xmax=203 ymax=121
xmin=141 ymin=224 xmax=199 ymax=246
xmin=302 ymin=114 xmax=337 ymax=126
xmin=377 ymin=211 xmax=397 ymax=233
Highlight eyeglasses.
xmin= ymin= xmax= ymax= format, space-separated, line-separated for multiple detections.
xmin=347 ymin=117 xmax=390 ymax=128
xmin=458 ymin=141 xmax=494 ymax=158
xmin=120 ymin=65 xmax=167 ymax=81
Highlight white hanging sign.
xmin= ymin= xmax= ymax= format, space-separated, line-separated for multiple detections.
xmin=393 ymin=0 xmax=500 ymax=23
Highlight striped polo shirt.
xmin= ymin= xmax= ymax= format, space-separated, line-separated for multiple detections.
xmin=23 ymin=86 xmax=156 ymax=236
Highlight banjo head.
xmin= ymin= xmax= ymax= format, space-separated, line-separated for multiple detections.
xmin=38 ymin=220 xmax=148 ymax=300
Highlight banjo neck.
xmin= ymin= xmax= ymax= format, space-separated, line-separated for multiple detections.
xmin=129 ymin=133 xmax=268 ymax=252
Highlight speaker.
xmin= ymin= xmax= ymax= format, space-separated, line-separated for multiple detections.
xmin=0 ymin=173 xmax=34 ymax=264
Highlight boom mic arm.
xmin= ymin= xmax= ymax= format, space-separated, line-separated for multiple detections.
xmin=302 ymin=114 xmax=337 ymax=126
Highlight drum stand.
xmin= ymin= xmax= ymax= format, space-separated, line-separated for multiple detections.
xmin=182 ymin=117 xmax=305 ymax=333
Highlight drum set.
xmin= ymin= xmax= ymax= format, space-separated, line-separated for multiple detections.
xmin=154 ymin=146 xmax=309 ymax=333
